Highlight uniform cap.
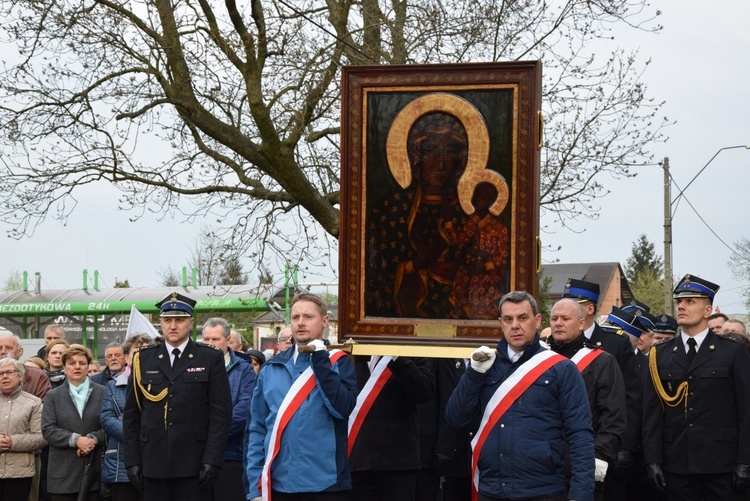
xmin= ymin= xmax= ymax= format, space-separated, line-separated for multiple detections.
xmin=622 ymin=298 xmax=651 ymax=314
xmin=562 ymin=278 xmax=600 ymax=304
xmin=673 ymin=274 xmax=720 ymax=302
xmin=156 ymin=292 xmax=196 ymax=317
xmin=621 ymin=300 xmax=657 ymax=331
xmin=605 ymin=306 xmax=645 ymax=337
xmin=653 ymin=314 xmax=678 ymax=335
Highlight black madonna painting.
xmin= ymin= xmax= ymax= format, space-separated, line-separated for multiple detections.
xmin=339 ymin=62 xmax=542 ymax=345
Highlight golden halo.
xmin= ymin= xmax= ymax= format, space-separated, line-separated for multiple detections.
xmin=457 ymin=168 xmax=509 ymax=216
xmin=384 ymin=93 xmax=508 ymax=216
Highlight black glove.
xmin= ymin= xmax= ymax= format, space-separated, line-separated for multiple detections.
xmin=611 ymin=449 xmax=635 ymax=477
xmin=646 ymin=463 xmax=667 ymax=493
xmin=198 ymin=463 xmax=220 ymax=488
xmin=733 ymin=464 xmax=750 ymax=492
xmin=126 ymin=465 xmax=143 ymax=491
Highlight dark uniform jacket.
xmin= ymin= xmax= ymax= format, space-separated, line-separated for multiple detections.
xmin=419 ymin=358 xmax=473 ymax=477
xmin=550 ymin=337 xmax=627 ymax=463
xmin=642 ymin=331 xmax=750 ymax=474
xmin=123 ymin=340 xmax=232 ymax=478
xmin=590 ymin=323 xmax=642 ymax=452
xmin=349 ymin=357 xmax=435 ymax=471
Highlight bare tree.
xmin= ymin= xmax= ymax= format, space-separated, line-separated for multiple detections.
xmin=2 ymin=270 xmax=23 ymax=291
xmin=0 ymin=0 xmax=666 ymax=265
xmin=189 ymin=229 xmax=224 ymax=286
xmin=729 ymin=238 xmax=750 ymax=310
xmin=157 ymin=267 xmax=181 ymax=287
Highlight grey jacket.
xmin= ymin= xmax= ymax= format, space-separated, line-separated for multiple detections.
xmin=41 ymin=380 xmax=105 ymax=494
xmin=0 ymin=388 xmax=46 ymax=478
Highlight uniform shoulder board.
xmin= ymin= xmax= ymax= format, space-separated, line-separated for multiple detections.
xmin=654 ymin=336 xmax=680 ymax=349
xmin=600 ymin=325 xmax=624 ymax=336
xmin=717 ymin=333 xmax=739 ymax=343
xmin=196 ymin=341 xmax=220 ymax=350
xmin=139 ymin=343 xmax=159 ymax=351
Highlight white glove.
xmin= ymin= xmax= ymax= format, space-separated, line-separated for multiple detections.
xmin=250 ymin=497 xmax=262 ymax=501
xmin=595 ymin=458 xmax=608 ymax=482
xmin=308 ymin=339 xmax=326 ymax=352
xmin=470 ymin=346 xmax=496 ymax=373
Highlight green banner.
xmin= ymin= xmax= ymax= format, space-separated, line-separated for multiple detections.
xmin=0 ymin=297 xmax=268 ymax=316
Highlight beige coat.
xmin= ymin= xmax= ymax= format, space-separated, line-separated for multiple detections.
xmin=0 ymin=388 xmax=46 ymax=478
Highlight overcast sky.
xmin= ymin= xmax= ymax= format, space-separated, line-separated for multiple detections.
xmin=1 ymin=0 xmax=749 ymax=313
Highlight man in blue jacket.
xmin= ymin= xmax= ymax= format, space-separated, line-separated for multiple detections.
xmin=202 ymin=317 xmax=256 ymax=501
xmin=246 ymin=292 xmax=357 ymax=501
xmin=446 ymin=290 xmax=595 ymax=501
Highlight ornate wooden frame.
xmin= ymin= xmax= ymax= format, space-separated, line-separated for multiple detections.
xmin=339 ymin=62 xmax=542 ymax=347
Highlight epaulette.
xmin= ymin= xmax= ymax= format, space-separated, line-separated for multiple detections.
xmin=139 ymin=343 xmax=160 ymax=351
xmin=196 ymin=341 xmax=221 ymax=350
xmin=717 ymin=333 xmax=740 ymax=343
xmin=651 ymin=336 xmax=679 ymax=353
xmin=600 ymin=325 xmax=624 ymax=336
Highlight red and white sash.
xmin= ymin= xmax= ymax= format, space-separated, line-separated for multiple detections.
xmin=347 ymin=355 xmax=394 ymax=456
xmin=571 ymin=346 xmax=604 ymax=373
xmin=470 ymin=350 xmax=567 ymax=501
xmin=260 ymin=349 xmax=347 ymax=501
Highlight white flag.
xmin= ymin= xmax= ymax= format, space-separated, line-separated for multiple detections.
xmin=126 ymin=304 xmax=159 ymax=339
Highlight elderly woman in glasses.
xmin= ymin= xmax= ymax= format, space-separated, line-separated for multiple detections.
xmin=0 ymin=358 xmax=47 ymax=501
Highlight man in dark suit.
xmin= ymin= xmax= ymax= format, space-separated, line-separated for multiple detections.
xmin=349 ymin=356 xmax=435 ymax=501
xmin=643 ymin=274 xmax=750 ymax=500
xmin=124 ymin=292 xmax=232 ymax=501
xmin=561 ymin=278 xmax=643 ymax=500
xmin=417 ymin=358 xmax=473 ymax=501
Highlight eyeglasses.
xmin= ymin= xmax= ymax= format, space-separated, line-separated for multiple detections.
xmin=0 ymin=370 xmax=20 ymax=377
xmin=277 ymin=337 xmax=291 ymax=343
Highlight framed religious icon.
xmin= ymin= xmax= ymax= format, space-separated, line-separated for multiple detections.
xmin=339 ymin=61 xmax=542 ymax=348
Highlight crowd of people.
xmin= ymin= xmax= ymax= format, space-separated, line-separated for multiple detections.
xmin=0 ymin=277 xmax=748 ymax=501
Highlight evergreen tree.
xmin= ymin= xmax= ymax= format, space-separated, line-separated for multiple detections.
xmin=625 ymin=234 xmax=665 ymax=312
xmin=538 ymin=276 xmax=554 ymax=328
xmin=629 ymin=268 xmax=665 ymax=313
xmin=625 ymin=234 xmax=663 ymax=283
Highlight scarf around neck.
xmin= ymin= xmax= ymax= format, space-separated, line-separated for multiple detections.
xmin=69 ymin=377 xmax=90 ymax=418
xmin=548 ymin=332 xmax=587 ymax=359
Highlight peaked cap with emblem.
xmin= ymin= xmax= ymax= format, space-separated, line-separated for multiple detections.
xmin=673 ymin=274 xmax=720 ymax=303
xmin=622 ymin=299 xmax=657 ymax=331
xmin=604 ymin=306 xmax=646 ymax=337
xmin=653 ymin=313 xmax=678 ymax=334
xmin=562 ymin=278 xmax=600 ymax=304
xmin=622 ymin=298 xmax=651 ymax=314
xmin=156 ymin=292 xmax=197 ymax=317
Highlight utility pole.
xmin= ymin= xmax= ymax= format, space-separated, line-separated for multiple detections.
xmin=663 ymin=157 xmax=674 ymax=315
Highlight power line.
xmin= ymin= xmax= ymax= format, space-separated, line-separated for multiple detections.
xmin=672 ymin=144 xmax=750 ymax=208
xmin=669 ymin=173 xmax=745 ymax=260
